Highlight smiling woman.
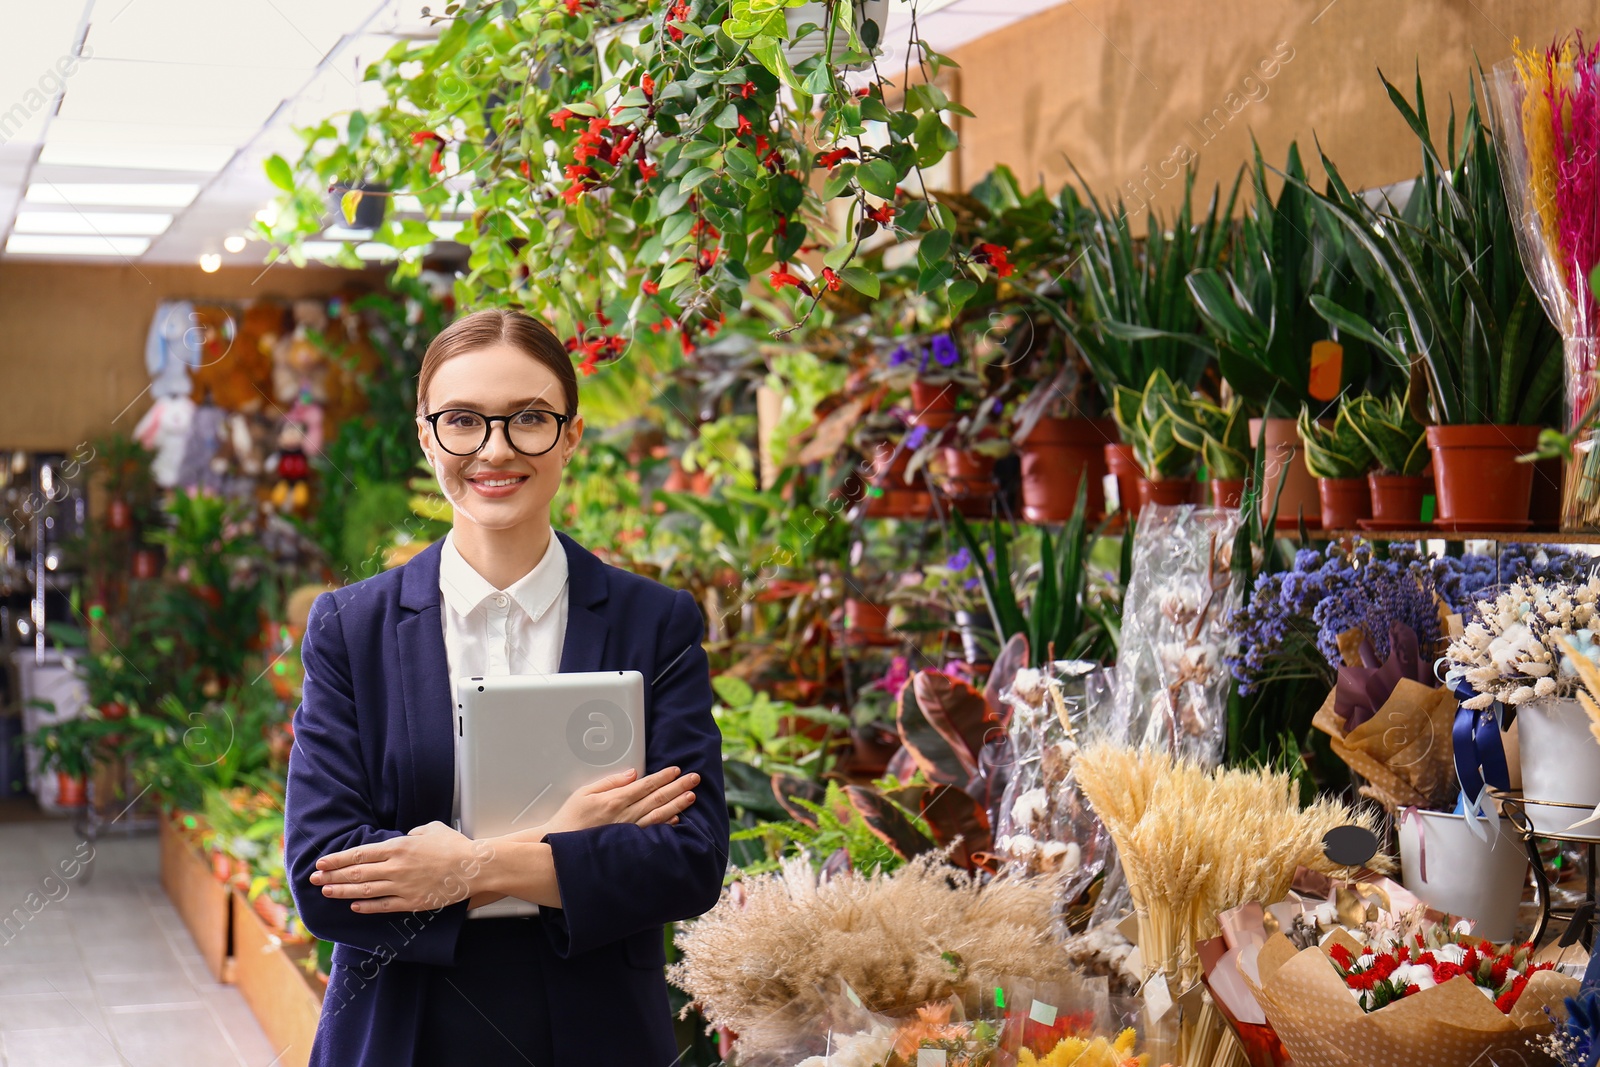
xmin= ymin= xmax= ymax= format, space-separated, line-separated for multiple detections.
xmin=281 ymin=306 xmax=729 ymax=1067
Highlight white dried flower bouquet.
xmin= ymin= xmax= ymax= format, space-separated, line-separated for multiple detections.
xmin=1445 ymin=573 xmax=1600 ymax=710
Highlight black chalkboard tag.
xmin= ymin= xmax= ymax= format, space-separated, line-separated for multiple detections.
xmin=1321 ymin=825 xmax=1380 ymax=868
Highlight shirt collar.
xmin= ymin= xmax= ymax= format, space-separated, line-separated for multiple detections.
xmin=439 ymin=530 xmax=568 ymax=622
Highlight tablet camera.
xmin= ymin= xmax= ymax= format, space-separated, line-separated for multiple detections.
xmin=566 ymin=698 xmax=633 ymax=767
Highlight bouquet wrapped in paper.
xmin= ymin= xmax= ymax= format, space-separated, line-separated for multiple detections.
xmin=1246 ymin=923 xmax=1578 ymax=1067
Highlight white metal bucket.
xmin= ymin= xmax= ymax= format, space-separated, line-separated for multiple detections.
xmin=1517 ymin=696 xmax=1600 ymax=839
xmin=1399 ymin=809 xmax=1528 ymax=942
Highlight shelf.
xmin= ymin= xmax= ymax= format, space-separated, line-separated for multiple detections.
xmin=1323 ymin=529 xmax=1600 ymax=544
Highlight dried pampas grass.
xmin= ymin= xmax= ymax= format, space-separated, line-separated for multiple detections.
xmin=669 ymin=854 xmax=1070 ymax=1061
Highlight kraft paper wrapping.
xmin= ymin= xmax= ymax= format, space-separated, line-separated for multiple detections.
xmin=1313 ymin=680 xmax=1459 ymax=813
xmin=1246 ymin=933 xmax=1577 ymax=1067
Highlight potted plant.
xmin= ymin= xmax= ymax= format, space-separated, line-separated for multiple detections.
xmin=1297 ymin=403 xmax=1374 ymax=530
xmin=26 ymin=713 xmax=99 ymax=808
xmin=1010 ymin=360 xmax=1118 ymax=523
xmin=879 ymin=336 xmax=981 ymax=427
xmin=1343 ymin=389 xmax=1430 ymax=524
xmin=1186 ymin=143 xmax=1389 ymax=530
xmin=1166 ymin=392 xmax=1252 ymax=507
xmin=1113 ymin=369 xmax=1200 ymax=510
xmin=852 ymin=411 xmax=930 ymax=520
xmin=1304 ymin=71 xmax=1563 ymax=529
xmin=93 ymin=433 xmax=157 ymax=534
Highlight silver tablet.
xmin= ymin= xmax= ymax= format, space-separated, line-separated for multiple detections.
xmin=455 ymin=670 xmax=646 ymax=919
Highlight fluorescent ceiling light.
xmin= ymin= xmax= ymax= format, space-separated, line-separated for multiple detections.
xmin=13 ymin=211 xmax=173 ymax=236
xmin=429 ymin=220 xmax=465 ymax=240
xmin=323 ymin=225 xmax=375 ymax=240
xmin=46 ymin=118 xmax=260 ymax=147
xmin=37 ymin=142 xmax=236 ymax=171
xmin=26 ymin=183 xmax=201 ymax=207
xmin=299 ymin=241 xmax=347 ymax=259
xmin=355 ymin=243 xmax=401 ymax=261
xmin=56 ymin=60 xmax=306 ymax=129
xmin=393 ymin=193 xmax=475 ymax=214
xmin=6 ymin=234 xmax=151 ymax=256
xmin=82 ymin=0 xmax=373 ymax=67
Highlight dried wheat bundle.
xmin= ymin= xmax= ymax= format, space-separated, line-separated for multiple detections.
xmin=669 ymin=854 xmax=1071 ymax=1060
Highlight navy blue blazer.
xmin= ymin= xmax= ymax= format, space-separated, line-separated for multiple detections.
xmin=283 ymin=532 xmax=728 ymax=1066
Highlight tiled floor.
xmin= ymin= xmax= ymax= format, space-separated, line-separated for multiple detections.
xmin=0 ymin=819 xmax=283 ymax=1067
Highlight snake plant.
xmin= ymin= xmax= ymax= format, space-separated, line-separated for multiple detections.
xmin=1297 ymin=403 xmax=1374 ymax=479
xmin=1111 ymin=368 xmax=1199 ymax=479
xmin=1300 ymin=68 xmax=1562 ymax=427
xmin=1343 ymin=390 xmax=1428 ymax=476
xmin=1186 ymin=141 xmax=1384 ymax=418
xmin=1164 ymin=392 xmax=1252 ymax=481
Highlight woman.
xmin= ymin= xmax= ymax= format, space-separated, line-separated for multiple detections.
xmin=283 ymin=308 xmax=729 ymax=1066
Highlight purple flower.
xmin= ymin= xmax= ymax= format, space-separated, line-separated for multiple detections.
xmin=931 ymin=334 xmax=959 ymax=367
xmin=888 ymin=344 xmax=913 ymax=367
xmin=964 ymin=576 xmax=982 ymax=592
xmin=905 ymin=424 xmax=929 ymax=449
xmin=947 ymin=547 xmax=973 ymax=571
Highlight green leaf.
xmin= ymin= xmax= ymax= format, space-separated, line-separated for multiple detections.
xmin=264 ymin=154 xmax=294 ymax=192
xmin=659 ymin=259 xmax=696 ymax=288
xmin=857 ymin=159 xmax=898 ymax=199
xmin=840 ymin=266 xmax=879 ymax=298
xmin=661 ymin=213 xmax=695 ymax=246
xmin=680 ymin=166 xmax=717 ymax=192
xmin=801 ymin=63 xmax=833 ymax=97
xmin=948 ymin=278 xmax=978 ymax=310
xmin=339 ymin=189 xmax=363 ymax=224
xmin=713 ymin=102 xmax=741 ymax=129
xmin=917 ymin=227 xmax=952 ymax=267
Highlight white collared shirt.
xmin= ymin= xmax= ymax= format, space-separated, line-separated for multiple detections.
xmin=439 ymin=529 xmax=569 ymax=827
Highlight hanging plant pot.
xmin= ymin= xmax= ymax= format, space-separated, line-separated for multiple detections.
xmin=1103 ymin=442 xmax=1148 ymax=520
xmin=131 ymin=547 xmax=163 ymax=580
xmin=1397 ymin=809 xmax=1528 ymax=942
xmin=1210 ymin=478 xmax=1246 ymax=508
xmin=1317 ymin=477 xmax=1372 ymax=531
xmin=55 ymin=772 xmax=87 ymax=807
xmin=784 ymin=0 xmax=890 ymax=70
xmin=864 ymin=441 xmax=932 ymax=518
xmin=1516 ymin=695 xmax=1600 ymax=839
xmin=327 ymin=181 xmax=389 ymax=229
xmin=106 ymin=497 xmax=134 ymax=532
xmin=1018 ymin=416 xmax=1116 ymax=523
xmin=1138 ymin=478 xmax=1198 ymax=509
xmin=936 ymin=447 xmax=996 ymax=518
xmin=1249 ymin=417 xmax=1321 ymax=529
xmin=1367 ymin=473 xmax=1430 ymax=525
xmin=1426 ymin=424 xmax=1541 ymax=528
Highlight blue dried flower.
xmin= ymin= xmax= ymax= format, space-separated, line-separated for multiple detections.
xmin=931 ymin=334 xmax=959 ymax=367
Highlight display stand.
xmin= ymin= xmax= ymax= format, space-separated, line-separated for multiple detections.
xmin=1489 ymin=789 xmax=1598 ymax=950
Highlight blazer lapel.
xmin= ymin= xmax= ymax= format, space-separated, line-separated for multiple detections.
xmin=397 ymin=540 xmax=455 ymax=824
xmin=556 ymin=530 xmax=610 ymax=674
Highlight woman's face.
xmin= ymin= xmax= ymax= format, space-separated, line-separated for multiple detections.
xmin=416 ymin=342 xmax=583 ymax=532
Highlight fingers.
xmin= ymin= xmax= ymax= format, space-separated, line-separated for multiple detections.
xmin=610 ymin=765 xmax=683 ymax=805
xmin=580 ymin=768 xmax=639 ymax=794
xmin=320 ymin=878 xmax=399 ymax=900
xmin=316 ymin=841 xmax=392 ymax=871
xmin=310 ymin=862 xmax=389 ymax=886
xmin=634 ymin=787 xmax=698 ymax=827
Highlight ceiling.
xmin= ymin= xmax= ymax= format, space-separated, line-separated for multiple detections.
xmin=0 ymin=0 xmax=1068 ymax=268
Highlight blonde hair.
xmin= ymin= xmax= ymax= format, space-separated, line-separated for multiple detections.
xmin=415 ymin=308 xmax=578 ymax=417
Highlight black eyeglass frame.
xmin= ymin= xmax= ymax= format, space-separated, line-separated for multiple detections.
xmin=420 ymin=407 xmax=572 ymax=457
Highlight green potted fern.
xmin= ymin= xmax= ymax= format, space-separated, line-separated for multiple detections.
xmin=1344 ymin=389 xmax=1430 ymax=524
xmin=1304 ymin=70 xmax=1563 ymax=529
xmin=1298 ymin=404 xmax=1375 ymax=531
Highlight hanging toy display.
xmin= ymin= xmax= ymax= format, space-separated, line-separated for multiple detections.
xmin=267 ymin=419 xmax=312 ymax=513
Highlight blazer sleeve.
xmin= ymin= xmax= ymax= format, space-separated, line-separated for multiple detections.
xmin=283 ymin=592 xmax=469 ymax=967
xmin=538 ymin=587 xmax=729 ymax=958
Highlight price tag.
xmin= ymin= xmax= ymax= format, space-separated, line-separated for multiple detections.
xmin=1028 ymin=998 xmax=1058 ymax=1027
xmin=1103 ymin=473 xmax=1121 ymax=514
xmin=918 ymin=1049 xmax=948 ymax=1067
xmin=1144 ymin=972 xmax=1173 ymax=1024
xmin=844 ymin=982 xmax=862 ymax=1008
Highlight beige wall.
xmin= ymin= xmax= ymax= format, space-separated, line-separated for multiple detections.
xmin=952 ymin=0 xmax=1597 ymax=213
xmin=0 ymin=261 xmax=386 ymax=453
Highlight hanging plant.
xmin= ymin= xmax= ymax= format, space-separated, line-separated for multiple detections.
xmin=263 ymin=0 xmax=980 ymax=362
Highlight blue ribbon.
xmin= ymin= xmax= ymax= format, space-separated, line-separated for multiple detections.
xmin=1449 ymin=674 xmax=1512 ymax=807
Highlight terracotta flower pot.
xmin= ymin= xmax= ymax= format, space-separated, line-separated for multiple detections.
xmin=936 ymin=448 xmax=996 ymax=517
xmin=99 ymin=701 xmax=128 ymax=721
xmin=910 ymin=378 xmax=959 ymax=419
xmin=1018 ymin=416 xmax=1116 ymax=523
xmin=1138 ymin=478 xmax=1198 ymax=509
xmin=1318 ymin=476 xmax=1373 ymax=531
xmin=1210 ymin=478 xmax=1246 ymax=508
xmin=1103 ymin=442 xmax=1148 ymax=519
xmin=864 ymin=440 xmax=931 ymax=519
xmin=1367 ymin=473 xmax=1429 ymax=524
xmin=1530 ymin=456 xmax=1563 ymax=529
xmin=1425 ymin=424 xmax=1542 ymax=527
xmin=1249 ymin=417 xmax=1321 ymax=529
xmin=845 ymin=598 xmax=890 ymax=635
xmin=106 ymin=497 xmax=133 ymax=532
xmin=56 ymin=772 xmax=87 ymax=807
xmin=131 ymin=547 xmax=162 ymax=580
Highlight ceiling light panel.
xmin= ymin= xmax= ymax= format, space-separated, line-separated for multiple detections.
xmin=37 ymin=142 xmax=235 ymax=171
xmin=13 ymin=210 xmax=172 ymax=235
xmin=5 ymin=233 xmax=150 ymax=256
xmin=83 ymin=0 xmax=387 ymax=66
xmin=0 ymin=5 xmax=90 ymax=147
xmin=45 ymin=117 xmax=260 ymax=146
xmin=56 ymin=59 xmax=307 ymax=128
xmin=26 ymin=182 xmax=199 ymax=207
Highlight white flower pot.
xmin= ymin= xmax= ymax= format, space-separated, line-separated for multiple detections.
xmin=1398 ymin=810 xmax=1528 ymax=942
xmin=785 ymin=0 xmax=890 ymax=71
xmin=1517 ymin=696 xmax=1600 ymax=839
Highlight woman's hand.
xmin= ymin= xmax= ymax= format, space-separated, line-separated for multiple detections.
xmin=310 ymin=822 xmax=488 ymax=914
xmin=538 ymin=765 xmax=700 ymax=838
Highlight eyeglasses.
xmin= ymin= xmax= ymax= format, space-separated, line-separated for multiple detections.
xmin=421 ymin=407 xmax=571 ymax=457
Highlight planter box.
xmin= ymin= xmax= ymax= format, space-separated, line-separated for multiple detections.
xmin=159 ymin=817 xmax=232 ymax=984
xmin=230 ymin=889 xmax=324 ymax=1067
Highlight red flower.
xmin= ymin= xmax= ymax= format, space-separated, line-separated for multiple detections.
xmin=637 ymin=158 xmax=658 ymax=181
xmin=550 ymin=108 xmax=575 ymax=131
xmin=697 ymin=248 xmax=720 ymax=273
xmin=411 ymin=131 xmax=446 ymax=174
xmin=821 ymin=267 xmax=840 ymax=291
xmin=642 ymin=73 xmax=655 ymax=97
xmin=562 ymin=182 xmax=585 ymax=205
xmin=666 ymin=23 xmax=683 ymax=41
xmin=518 ymin=159 xmax=531 ymax=178
xmin=563 ymin=0 xmax=583 ymax=14
xmin=975 ymin=241 xmax=1014 ymax=277
xmin=564 ymin=163 xmax=595 ymax=180
xmin=754 ymin=135 xmax=770 ymax=156
xmin=854 ymin=85 xmax=872 ymax=97
xmin=816 ymin=147 xmax=856 ymax=169
xmin=866 ymin=202 xmax=895 ymax=225
xmin=768 ymin=263 xmax=812 ymax=296
xmin=642 ymin=279 xmax=660 ymax=295
xmin=670 ymin=0 xmax=690 ymax=17
xmin=1328 ymin=944 xmax=1353 ymax=970
xmin=736 ymin=114 xmax=753 ymax=136
xmin=679 ymin=329 xmax=695 ymax=355
xmin=738 ymin=81 xmax=757 ymax=98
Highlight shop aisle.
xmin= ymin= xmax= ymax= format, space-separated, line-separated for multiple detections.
xmin=0 ymin=819 xmax=282 ymax=1067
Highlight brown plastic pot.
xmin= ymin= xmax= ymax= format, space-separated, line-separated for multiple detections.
xmin=1368 ymin=473 xmax=1429 ymax=524
xmin=937 ymin=448 xmax=996 ymax=517
xmin=863 ymin=441 xmax=931 ymax=518
xmin=1318 ymin=477 xmax=1373 ymax=531
xmin=1210 ymin=478 xmax=1246 ymax=508
xmin=1104 ymin=442 xmax=1149 ymax=519
xmin=56 ymin=773 xmax=87 ymax=808
xmin=845 ymin=598 xmax=890 ymax=635
xmin=107 ymin=497 xmax=133 ymax=532
xmin=1018 ymin=416 xmax=1116 ymax=523
xmin=910 ymin=379 xmax=958 ymax=423
xmin=1138 ymin=478 xmax=1198 ymax=509
xmin=1249 ymin=417 xmax=1321 ymax=529
xmin=1426 ymin=424 xmax=1542 ymax=526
